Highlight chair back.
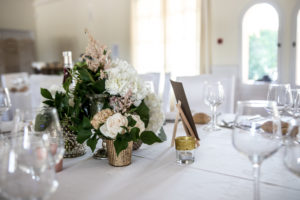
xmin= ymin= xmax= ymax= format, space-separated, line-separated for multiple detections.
xmin=176 ymin=74 xmax=235 ymax=113
xmin=1 ymin=72 xmax=31 ymax=119
xmin=139 ymin=73 xmax=160 ymax=95
xmin=29 ymin=74 xmax=63 ymax=106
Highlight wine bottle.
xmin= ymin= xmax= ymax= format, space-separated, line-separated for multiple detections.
xmin=62 ymin=51 xmax=73 ymax=84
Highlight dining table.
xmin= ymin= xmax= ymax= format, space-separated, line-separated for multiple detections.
xmin=48 ymin=114 xmax=300 ymax=200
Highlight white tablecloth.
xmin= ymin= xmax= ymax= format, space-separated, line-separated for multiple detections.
xmin=50 ymin=115 xmax=300 ymax=200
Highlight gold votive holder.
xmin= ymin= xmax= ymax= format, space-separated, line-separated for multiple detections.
xmin=175 ymin=136 xmax=196 ymax=165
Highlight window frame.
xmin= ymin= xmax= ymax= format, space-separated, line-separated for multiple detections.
xmin=290 ymin=2 xmax=300 ymax=88
xmin=239 ymin=0 xmax=282 ymax=85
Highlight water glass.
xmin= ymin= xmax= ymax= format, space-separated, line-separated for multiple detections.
xmin=203 ymin=82 xmax=224 ymax=131
xmin=232 ymin=100 xmax=282 ymax=200
xmin=0 ymin=126 xmax=58 ymax=200
xmin=23 ymin=108 xmax=65 ymax=171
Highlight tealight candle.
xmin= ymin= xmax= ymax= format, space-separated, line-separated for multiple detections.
xmin=175 ymin=136 xmax=196 ymax=165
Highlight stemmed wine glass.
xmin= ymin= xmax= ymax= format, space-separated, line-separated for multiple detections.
xmin=0 ymin=87 xmax=12 ymax=133
xmin=203 ymin=82 xmax=224 ymax=131
xmin=232 ymin=100 xmax=283 ymax=200
xmin=286 ymin=89 xmax=300 ymax=118
xmin=23 ymin=107 xmax=65 ymax=172
xmin=267 ymin=83 xmax=293 ymax=115
xmin=0 ymin=125 xmax=58 ymax=200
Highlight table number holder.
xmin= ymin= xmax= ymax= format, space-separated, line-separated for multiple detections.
xmin=171 ymin=100 xmax=200 ymax=147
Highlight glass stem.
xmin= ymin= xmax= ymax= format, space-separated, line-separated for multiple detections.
xmin=252 ymin=163 xmax=261 ymax=200
xmin=210 ymin=105 xmax=217 ymax=128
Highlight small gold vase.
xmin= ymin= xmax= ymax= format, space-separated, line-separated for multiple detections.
xmin=106 ymin=140 xmax=133 ymax=167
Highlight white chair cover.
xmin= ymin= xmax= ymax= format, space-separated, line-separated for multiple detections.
xmin=176 ymin=74 xmax=236 ymax=114
xmin=29 ymin=74 xmax=63 ymax=107
xmin=1 ymin=73 xmax=31 ymax=120
xmin=139 ymin=73 xmax=160 ymax=95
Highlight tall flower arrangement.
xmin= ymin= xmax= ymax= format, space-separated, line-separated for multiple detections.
xmin=41 ymin=31 xmax=166 ymax=155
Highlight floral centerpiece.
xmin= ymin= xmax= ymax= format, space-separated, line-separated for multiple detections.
xmin=40 ymin=31 xmax=166 ymax=165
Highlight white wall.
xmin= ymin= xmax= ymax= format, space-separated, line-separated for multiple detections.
xmin=211 ymin=0 xmax=300 ymax=84
xmin=0 ymin=0 xmax=299 ymax=85
xmin=34 ymin=0 xmax=131 ymax=63
xmin=0 ymin=0 xmax=35 ymax=32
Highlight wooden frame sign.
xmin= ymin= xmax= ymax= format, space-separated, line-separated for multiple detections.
xmin=170 ymin=80 xmax=200 ymax=147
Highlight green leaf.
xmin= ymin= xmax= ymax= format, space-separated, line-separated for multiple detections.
xmin=63 ymin=77 xmax=72 ymax=93
xmin=135 ymin=101 xmax=150 ymax=127
xmin=158 ymin=127 xmax=167 ymax=141
xmin=127 ymin=115 xmax=137 ymax=127
xmin=114 ymin=138 xmax=129 ymax=156
xmin=77 ymin=129 xmax=92 ymax=144
xmin=92 ymin=79 xmax=105 ymax=93
xmin=42 ymin=100 xmax=54 ymax=107
xmin=75 ymin=61 xmax=88 ymax=68
xmin=78 ymin=68 xmax=95 ymax=83
xmin=82 ymin=116 xmax=92 ymax=129
xmin=87 ymin=137 xmax=98 ymax=152
xmin=140 ymin=131 xmax=162 ymax=145
xmin=130 ymin=127 xmax=140 ymax=141
xmin=41 ymin=88 xmax=53 ymax=100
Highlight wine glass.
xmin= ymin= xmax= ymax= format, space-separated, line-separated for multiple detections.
xmin=232 ymin=100 xmax=282 ymax=200
xmin=0 ymin=87 xmax=12 ymax=133
xmin=286 ymin=89 xmax=300 ymax=118
xmin=23 ymin=107 xmax=65 ymax=172
xmin=267 ymin=83 xmax=293 ymax=115
xmin=0 ymin=126 xmax=58 ymax=200
xmin=203 ymin=82 xmax=224 ymax=131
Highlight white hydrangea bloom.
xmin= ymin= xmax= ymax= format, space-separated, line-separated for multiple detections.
xmin=105 ymin=59 xmax=149 ymax=106
xmin=144 ymin=92 xmax=165 ymax=133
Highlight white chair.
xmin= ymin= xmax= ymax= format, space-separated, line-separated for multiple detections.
xmin=1 ymin=72 xmax=32 ymax=120
xmin=176 ymin=74 xmax=236 ymax=114
xmin=29 ymin=74 xmax=63 ymax=107
xmin=139 ymin=73 xmax=160 ymax=95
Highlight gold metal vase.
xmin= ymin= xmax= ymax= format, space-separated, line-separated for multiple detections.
xmin=106 ymin=140 xmax=133 ymax=167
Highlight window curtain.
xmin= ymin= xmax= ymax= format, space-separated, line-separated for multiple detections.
xmin=131 ymin=0 xmax=211 ymax=76
xmin=199 ymin=0 xmax=212 ymax=74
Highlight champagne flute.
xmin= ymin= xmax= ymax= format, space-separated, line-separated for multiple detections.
xmin=203 ymin=82 xmax=224 ymax=131
xmin=267 ymin=84 xmax=293 ymax=115
xmin=0 ymin=126 xmax=58 ymax=200
xmin=232 ymin=100 xmax=282 ymax=200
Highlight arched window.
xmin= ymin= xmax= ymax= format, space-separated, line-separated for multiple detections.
xmin=296 ymin=10 xmax=300 ymax=86
xmin=242 ymin=3 xmax=279 ymax=83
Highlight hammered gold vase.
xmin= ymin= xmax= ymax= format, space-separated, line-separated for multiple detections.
xmin=106 ymin=140 xmax=133 ymax=167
